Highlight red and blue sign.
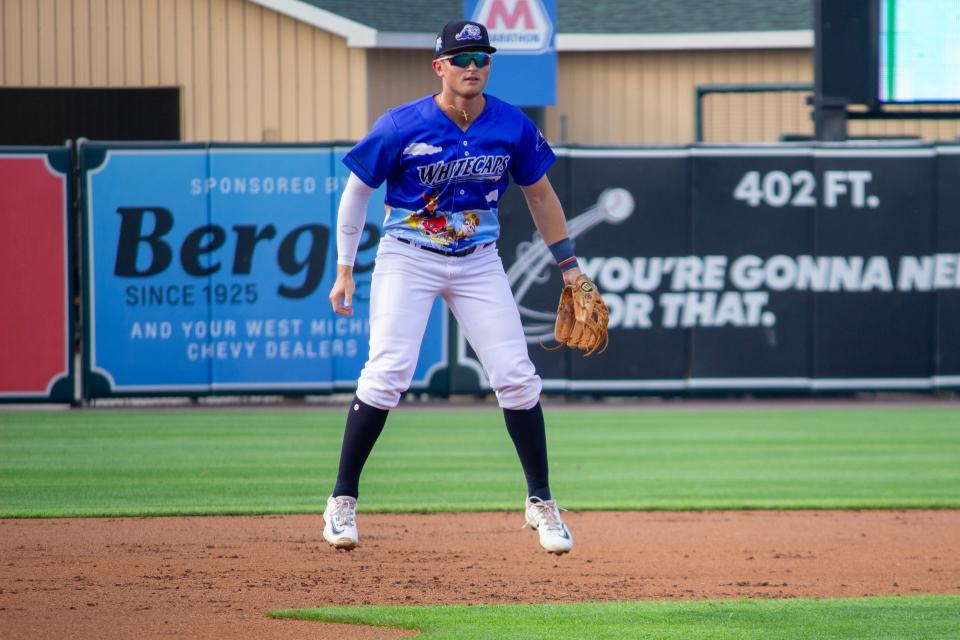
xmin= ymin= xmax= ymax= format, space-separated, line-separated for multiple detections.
xmin=466 ymin=0 xmax=557 ymax=106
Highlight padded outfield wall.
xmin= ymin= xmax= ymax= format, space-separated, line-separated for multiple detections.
xmin=1 ymin=142 xmax=958 ymax=401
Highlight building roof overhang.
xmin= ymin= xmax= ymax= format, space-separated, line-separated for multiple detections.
xmin=248 ymin=0 xmax=812 ymax=51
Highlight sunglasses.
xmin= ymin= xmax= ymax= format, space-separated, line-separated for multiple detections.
xmin=439 ymin=52 xmax=492 ymax=69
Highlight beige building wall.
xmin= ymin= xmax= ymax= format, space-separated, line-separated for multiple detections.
xmin=0 ymin=0 xmax=368 ymax=141
xmin=845 ymin=103 xmax=960 ymax=143
xmin=359 ymin=47 xmax=960 ymax=145
xmin=547 ymin=49 xmax=960 ymax=145
xmin=366 ymin=48 xmax=440 ymax=125
xmin=2 ymin=1 xmax=958 ymax=145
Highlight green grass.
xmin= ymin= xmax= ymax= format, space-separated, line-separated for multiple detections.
xmin=269 ymin=596 xmax=960 ymax=639
xmin=1 ymin=407 xmax=959 ymax=517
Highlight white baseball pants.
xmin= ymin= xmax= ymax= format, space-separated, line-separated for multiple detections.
xmin=355 ymin=236 xmax=542 ymax=410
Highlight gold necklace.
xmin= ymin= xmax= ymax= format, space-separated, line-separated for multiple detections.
xmin=438 ymin=96 xmax=472 ymax=123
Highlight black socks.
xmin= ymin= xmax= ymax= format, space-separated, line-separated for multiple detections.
xmin=503 ymin=402 xmax=552 ymax=501
xmin=331 ymin=396 xmax=389 ymax=499
xmin=332 ymin=397 xmax=552 ymax=502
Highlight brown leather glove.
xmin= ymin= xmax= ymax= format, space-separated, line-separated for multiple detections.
xmin=554 ymin=274 xmax=609 ymax=356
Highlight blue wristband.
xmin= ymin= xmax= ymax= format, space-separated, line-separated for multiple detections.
xmin=548 ymin=238 xmax=579 ymax=272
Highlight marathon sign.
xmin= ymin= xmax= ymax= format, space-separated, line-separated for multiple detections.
xmin=78 ymin=142 xmax=446 ymax=397
xmin=477 ymin=145 xmax=960 ymax=393
xmin=465 ymin=0 xmax=556 ymax=105
xmin=473 ymin=0 xmax=553 ymax=52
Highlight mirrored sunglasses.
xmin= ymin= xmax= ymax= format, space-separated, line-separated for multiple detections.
xmin=440 ymin=52 xmax=492 ymax=68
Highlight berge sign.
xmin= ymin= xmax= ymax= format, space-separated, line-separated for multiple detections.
xmin=79 ymin=143 xmax=446 ymax=397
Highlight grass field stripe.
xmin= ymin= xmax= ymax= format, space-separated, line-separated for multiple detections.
xmin=1 ymin=407 xmax=958 ymax=517
xmin=269 ymin=595 xmax=960 ymax=640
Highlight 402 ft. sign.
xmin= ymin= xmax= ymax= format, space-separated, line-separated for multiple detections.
xmin=80 ymin=144 xmax=446 ymax=396
xmin=733 ymin=170 xmax=881 ymax=209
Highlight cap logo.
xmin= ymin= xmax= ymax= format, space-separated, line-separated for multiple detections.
xmin=455 ymin=24 xmax=483 ymax=41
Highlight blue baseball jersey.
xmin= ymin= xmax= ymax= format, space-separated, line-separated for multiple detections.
xmin=343 ymin=94 xmax=554 ymax=252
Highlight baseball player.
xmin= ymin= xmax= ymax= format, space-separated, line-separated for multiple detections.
xmin=323 ymin=19 xmax=589 ymax=555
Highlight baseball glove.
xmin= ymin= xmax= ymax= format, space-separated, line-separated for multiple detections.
xmin=553 ymin=274 xmax=609 ymax=356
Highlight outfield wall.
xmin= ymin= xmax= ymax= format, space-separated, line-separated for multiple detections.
xmin=1 ymin=141 xmax=958 ymax=401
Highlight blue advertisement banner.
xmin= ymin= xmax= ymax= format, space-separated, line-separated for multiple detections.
xmin=465 ymin=0 xmax=557 ymax=106
xmin=81 ymin=143 xmax=446 ymax=396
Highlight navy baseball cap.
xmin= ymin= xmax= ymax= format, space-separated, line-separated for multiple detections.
xmin=434 ymin=20 xmax=497 ymax=58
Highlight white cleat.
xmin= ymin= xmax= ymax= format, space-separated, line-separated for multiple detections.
xmin=323 ymin=495 xmax=359 ymax=550
xmin=525 ymin=497 xmax=573 ymax=555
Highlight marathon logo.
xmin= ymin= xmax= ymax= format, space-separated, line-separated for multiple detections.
xmin=416 ymin=155 xmax=510 ymax=186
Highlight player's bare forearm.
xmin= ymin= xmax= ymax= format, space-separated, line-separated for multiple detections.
xmin=520 ymin=175 xmax=568 ymax=244
xmin=329 ymin=264 xmax=356 ymax=316
xmin=520 ymin=175 xmax=582 ymax=285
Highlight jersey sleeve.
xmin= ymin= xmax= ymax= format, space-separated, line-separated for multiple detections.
xmin=342 ymin=112 xmax=402 ymax=189
xmin=509 ymin=115 xmax=556 ymax=187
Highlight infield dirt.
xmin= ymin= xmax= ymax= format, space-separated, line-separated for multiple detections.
xmin=2 ymin=509 xmax=959 ymax=639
